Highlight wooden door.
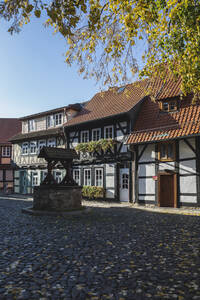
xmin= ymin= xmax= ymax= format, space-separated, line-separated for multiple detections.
xmin=158 ymin=173 xmax=177 ymax=208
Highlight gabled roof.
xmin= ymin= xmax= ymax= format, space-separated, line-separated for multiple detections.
xmin=20 ymin=103 xmax=83 ymax=121
xmin=10 ymin=127 xmax=63 ymax=143
xmin=64 ymin=80 xmax=149 ymax=127
xmin=0 ymin=118 xmax=21 ymax=144
xmin=126 ymin=95 xmax=200 ymax=144
xmin=64 ymin=74 xmax=182 ymax=128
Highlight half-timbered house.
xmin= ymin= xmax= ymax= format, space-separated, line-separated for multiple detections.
xmin=0 ymin=118 xmax=21 ymax=193
xmin=64 ymin=81 xmax=149 ymax=202
xmin=10 ymin=104 xmax=83 ymax=194
xmin=126 ymin=77 xmax=200 ymax=208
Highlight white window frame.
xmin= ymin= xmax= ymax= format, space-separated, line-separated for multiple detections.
xmin=29 ymin=119 xmax=35 ymax=132
xmin=2 ymin=146 xmax=11 ymax=157
xmin=104 ymin=126 xmax=113 ymax=139
xmin=54 ymin=113 xmax=62 ymax=126
xmin=38 ymin=140 xmax=46 ymax=152
xmin=21 ymin=142 xmax=29 ymax=155
xmin=92 ymin=128 xmax=101 ymax=141
xmin=73 ymin=169 xmax=80 ymax=185
xmin=47 ymin=138 xmax=56 ymax=147
xmin=30 ymin=141 xmax=37 ymax=154
xmin=47 ymin=115 xmax=54 ymax=128
xmin=54 ymin=171 xmax=62 ymax=184
xmin=32 ymin=171 xmax=39 ymax=186
xmin=40 ymin=170 xmax=47 ymax=183
xmin=84 ymin=169 xmax=91 ymax=186
xmin=95 ymin=168 xmax=103 ymax=187
xmin=81 ymin=130 xmax=89 ymax=143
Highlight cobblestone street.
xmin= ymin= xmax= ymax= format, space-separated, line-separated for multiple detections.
xmin=0 ymin=198 xmax=200 ymax=299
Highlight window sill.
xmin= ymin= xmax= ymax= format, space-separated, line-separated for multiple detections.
xmin=159 ymin=158 xmax=175 ymax=162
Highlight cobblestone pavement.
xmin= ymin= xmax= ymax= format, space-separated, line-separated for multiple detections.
xmin=0 ymin=198 xmax=200 ymax=300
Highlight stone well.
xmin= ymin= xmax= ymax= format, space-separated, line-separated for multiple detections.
xmin=33 ymin=185 xmax=82 ymax=211
xmin=22 ymin=147 xmax=84 ymax=215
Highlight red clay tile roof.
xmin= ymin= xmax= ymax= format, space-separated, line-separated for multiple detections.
xmin=64 ymin=74 xmax=182 ymax=127
xmin=149 ymin=73 xmax=182 ymax=100
xmin=64 ymin=80 xmax=149 ymax=127
xmin=0 ymin=118 xmax=21 ymax=144
xmin=126 ymin=95 xmax=200 ymax=144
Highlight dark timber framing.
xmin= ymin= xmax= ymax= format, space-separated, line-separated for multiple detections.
xmin=65 ymin=114 xmax=135 ymax=202
xmin=132 ymin=137 xmax=200 ymax=208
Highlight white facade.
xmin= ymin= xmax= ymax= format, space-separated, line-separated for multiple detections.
xmin=135 ymin=137 xmax=199 ymax=207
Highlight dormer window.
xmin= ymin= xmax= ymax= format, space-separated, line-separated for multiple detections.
xmin=55 ymin=113 xmax=62 ymax=126
xmin=160 ymin=100 xmax=177 ymax=112
xmin=29 ymin=119 xmax=35 ymax=132
xmin=47 ymin=115 xmax=54 ymax=128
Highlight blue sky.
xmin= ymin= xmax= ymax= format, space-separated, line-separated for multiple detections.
xmin=0 ymin=18 xmax=98 ymax=118
xmin=0 ymin=17 xmax=145 ymax=118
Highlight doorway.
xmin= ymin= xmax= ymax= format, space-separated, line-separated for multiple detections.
xmin=158 ymin=173 xmax=177 ymax=207
xmin=120 ymin=168 xmax=129 ymax=202
xmin=20 ymin=171 xmax=27 ymax=194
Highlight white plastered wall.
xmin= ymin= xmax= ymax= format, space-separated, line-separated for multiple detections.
xmin=179 ymin=138 xmax=195 ymax=159
xmin=138 ymin=144 xmax=156 ymax=201
xmin=179 ymin=138 xmax=197 ymax=204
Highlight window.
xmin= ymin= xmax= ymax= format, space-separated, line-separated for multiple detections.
xmin=54 ymin=171 xmax=62 ymax=183
xmin=32 ymin=172 xmax=39 ymax=186
xmin=122 ymin=174 xmax=129 ymax=189
xmin=158 ymin=142 xmax=175 ymax=161
xmin=118 ymin=86 xmax=125 ymax=94
xmin=41 ymin=170 xmax=47 ymax=183
xmin=47 ymin=115 xmax=54 ymax=128
xmin=95 ymin=168 xmax=103 ymax=187
xmin=2 ymin=146 xmax=11 ymax=157
xmin=29 ymin=119 xmax=35 ymax=132
xmin=104 ymin=126 xmax=113 ymax=139
xmin=92 ymin=128 xmax=101 ymax=141
xmin=84 ymin=169 xmax=91 ymax=186
xmin=30 ymin=141 xmax=37 ymax=154
xmin=38 ymin=140 xmax=46 ymax=151
xmin=47 ymin=138 xmax=56 ymax=147
xmin=55 ymin=113 xmax=62 ymax=126
xmin=160 ymin=100 xmax=177 ymax=112
xmin=81 ymin=131 xmax=89 ymax=143
xmin=22 ymin=143 xmax=29 ymax=155
xmin=73 ymin=169 xmax=80 ymax=185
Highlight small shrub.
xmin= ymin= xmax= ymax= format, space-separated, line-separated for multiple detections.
xmin=82 ymin=186 xmax=104 ymax=199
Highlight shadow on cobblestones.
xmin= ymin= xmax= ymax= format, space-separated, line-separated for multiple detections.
xmin=0 ymin=198 xmax=200 ymax=299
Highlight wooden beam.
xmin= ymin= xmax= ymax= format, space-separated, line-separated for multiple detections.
xmin=183 ymin=138 xmax=196 ymax=155
xmin=138 ymin=144 xmax=148 ymax=161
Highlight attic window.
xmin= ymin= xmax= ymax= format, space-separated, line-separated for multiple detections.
xmin=118 ymin=86 xmax=125 ymax=93
xmin=158 ymin=142 xmax=175 ymax=161
xmin=160 ymin=100 xmax=177 ymax=112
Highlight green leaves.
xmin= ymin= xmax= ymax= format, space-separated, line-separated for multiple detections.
xmin=25 ymin=5 xmax=34 ymax=14
xmin=1 ymin=0 xmax=200 ymax=94
xmin=34 ymin=10 xmax=41 ymax=18
xmin=75 ymin=139 xmax=115 ymax=153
